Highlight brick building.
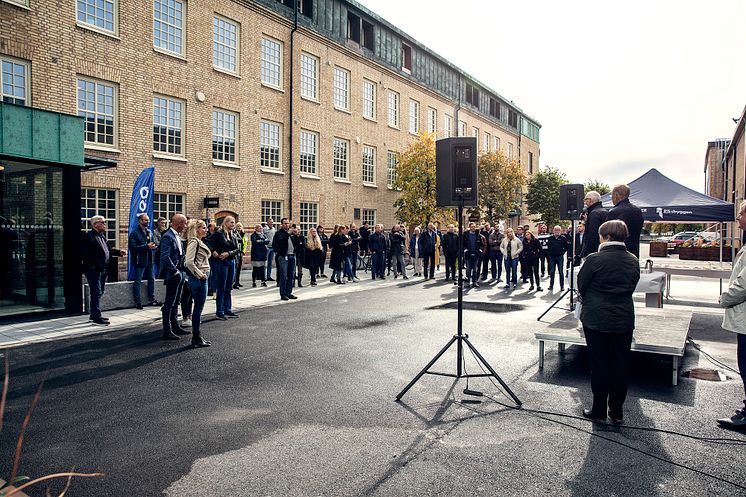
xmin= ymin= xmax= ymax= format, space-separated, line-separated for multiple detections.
xmin=703 ymin=138 xmax=729 ymax=200
xmin=1 ymin=0 xmax=540 ymax=245
xmin=724 ymin=105 xmax=745 ymax=243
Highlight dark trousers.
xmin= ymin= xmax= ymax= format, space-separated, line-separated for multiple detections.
xmin=318 ymin=251 xmax=327 ymax=276
xmin=480 ymin=252 xmax=490 ymax=279
xmin=526 ymin=258 xmax=540 ymax=287
xmin=307 ymin=256 xmax=319 ymax=284
xmin=161 ymin=272 xmax=184 ymax=334
xmin=208 ymin=259 xmax=217 ymax=293
xmin=583 ymin=327 xmax=633 ymax=418
xmin=539 ymin=252 xmax=550 ymax=276
xmin=180 ymin=278 xmax=193 ymax=318
xmin=548 ymin=255 xmax=565 ymax=288
xmin=188 ymin=277 xmax=207 ymax=339
xmin=488 ymin=251 xmax=503 ymax=280
xmin=213 ymin=259 xmax=235 ymax=316
xmin=276 ymin=254 xmax=296 ymax=297
xmin=133 ymin=264 xmax=155 ymax=305
xmin=520 ymin=256 xmax=527 ymax=281
xmin=465 ymin=253 xmax=479 ymax=284
xmin=85 ymin=270 xmax=107 ymax=319
xmin=252 ymin=266 xmax=266 ymax=284
xmin=234 ymin=257 xmax=243 ymax=286
xmin=423 ymin=252 xmax=435 ymax=279
xmin=739 ymin=333 xmax=746 ymax=409
xmin=444 ymin=253 xmax=457 ymax=280
xmin=371 ymin=251 xmax=385 ymax=278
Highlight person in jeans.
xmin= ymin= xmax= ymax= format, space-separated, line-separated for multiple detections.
xmin=369 ymin=224 xmax=387 ymax=280
xmin=128 ymin=213 xmax=158 ymax=309
xmin=184 ymin=219 xmax=211 ymax=348
xmin=487 ymin=227 xmax=504 ymax=282
xmin=272 ymin=218 xmax=297 ymax=301
xmin=82 ymin=215 xmax=126 ymax=325
xmin=547 ymin=225 xmax=568 ymax=291
xmin=500 ymin=228 xmax=523 ymax=290
xmin=263 ymin=218 xmax=277 ymax=282
xmin=206 ymin=216 xmax=241 ymax=320
xmin=250 ymin=224 xmax=269 ymax=287
xmin=462 ymin=222 xmax=485 ymax=288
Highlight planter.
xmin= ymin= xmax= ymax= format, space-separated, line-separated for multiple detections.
xmin=649 ymin=242 xmax=668 ymax=257
xmin=678 ymin=246 xmax=733 ymax=262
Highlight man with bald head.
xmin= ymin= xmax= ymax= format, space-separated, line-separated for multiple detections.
xmin=580 ymin=191 xmax=608 ymax=259
xmin=159 ymin=214 xmax=190 ymax=340
xmin=607 ymin=184 xmax=644 ymax=258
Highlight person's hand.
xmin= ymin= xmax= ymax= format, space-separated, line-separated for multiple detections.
xmin=201 ymin=275 xmax=208 ymax=281
xmin=148 ymin=242 xmax=156 ymax=249
xmin=220 ymin=252 xmax=229 ymax=260
xmin=212 ymin=251 xmax=219 ymax=258
xmin=120 ymin=249 xmax=127 ymax=256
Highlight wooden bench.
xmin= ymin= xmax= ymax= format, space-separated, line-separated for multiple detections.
xmin=535 ymin=307 xmax=692 ymax=385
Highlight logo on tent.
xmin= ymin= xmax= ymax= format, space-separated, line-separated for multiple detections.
xmin=656 ymin=207 xmax=663 ymax=219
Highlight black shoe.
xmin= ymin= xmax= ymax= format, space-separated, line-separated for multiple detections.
xmin=237 ymin=283 xmax=243 ymax=288
xmin=207 ymin=291 xmax=214 ymax=296
xmin=232 ymin=285 xmax=240 ymax=290
xmin=548 ymin=286 xmax=553 ymax=291
xmin=529 ymin=286 xmax=535 ymax=291
xmin=311 ymin=282 xmax=317 ymax=286
xmin=149 ymin=300 xmax=161 ymax=306
xmin=91 ymin=317 xmax=110 ymax=326
xmin=135 ymin=303 xmax=143 ymax=310
xmin=717 ymin=409 xmax=746 ymax=428
xmin=298 ymin=282 xmax=304 ymax=288
xmin=173 ymin=326 xmax=191 ymax=336
xmin=191 ymin=337 xmax=211 ymax=348
xmin=537 ymin=287 xmax=543 ymax=292
xmin=162 ymin=331 xmax=180 ymax=340
xmin=582 ymin=409 xmax=606 ymax=421
xmin=288 ymin=294 xmax=298 ymax=299
xmin=380 ymin=276 xmax=386 ymax=280
xmin=253 ymin=282 xmax=257 ymax=288
xmin=281 ymin=296 xmax=289 ymax=301
xmin=261 ymin=281 xmax=267 ymax=287
xmin=609 ymin=415 xmax=624 ymax=425
xmin=215 ymin=314 xmax=228 ymax=321
xmin=319 ymin=274 xmax=327 ymax=278
xmin=225 ymin=312 xmax=239 ymax=318
xmin=267 ymin=277 xmax=275 ymax=281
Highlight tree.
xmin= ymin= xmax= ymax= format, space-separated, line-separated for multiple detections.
xmin=472 ymin=151 xmax=525 ymax=224
xmin=392 ymin=133 xmax=455 ymax=227
xmin=525 ymin=166 xmax=567 ymax=227
xmin=585 ymin=179 xmax=611 ymax=196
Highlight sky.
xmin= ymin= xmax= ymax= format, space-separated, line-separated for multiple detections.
xmin=357 ymin=0 xmax=746 ymax=193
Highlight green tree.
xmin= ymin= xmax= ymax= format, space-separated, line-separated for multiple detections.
xmin=585 ymin=179 xmax=611 ymax=196
xmin=525 ymin=166 xmax=567 ymax=227
xmin=471 ymin=151 xmax=525 ymax=224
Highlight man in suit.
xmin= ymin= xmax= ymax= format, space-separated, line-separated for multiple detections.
xmin=573 ymin=222 xmax=585 ymax=267
xmin=421 ymin=222 xmax=438 ymax=280
xmin=607 ymin=184 xmax=644 ymax=258
xmin=128 ymin=213 xmax=159 ymax=309
xmin=581 ymin=191 xmax=608 ymax=259
xmin=159 ymin=213 xmax=189 ymax=340
xmin=81 ymin=215 xmax=126 ymax=325
xmin=271 ymin=217 xmax=296 ymax=301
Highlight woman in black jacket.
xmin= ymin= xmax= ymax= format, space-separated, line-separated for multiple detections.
xmin=328 ymin=225 xmax=344 ymax=284
xmin=305 ymin=228 xmax=323 ymax=286
xmin=249 ymin=224 xmax=269 ymax=287
xmin=317 ymin=225 xmax=329 ymax=278
xmin=577 ymin=220 xmax=640 ymax=424
xmin=291 ymin=225 xmax=306 ymax=288
xmin=522 ymin=231 xmax=543 ymax=292
xmin=206 ymin=216 xmax=241 ymax=320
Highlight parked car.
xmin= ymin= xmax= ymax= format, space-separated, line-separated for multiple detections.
xmin=666 ymin=231 xmax=698 ymax=253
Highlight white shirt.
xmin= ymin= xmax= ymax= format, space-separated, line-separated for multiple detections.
xmin=170 ymin=227 xmax=183 ymax=255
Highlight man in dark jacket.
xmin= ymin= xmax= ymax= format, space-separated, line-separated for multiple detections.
xmin=159 ymin=213 xmax=188 ymax=339
xmin=441 ymin=224 xmax=459 ymax=283
xmin=369 ymin=224 xmax=387 ymax=279
xmin=606 ymin=184 xmax=644 ymax=258
xmin=272 ymin=218 xmax=296 ymax=301
xmin=128 ymin=213 xmax=159 ymax=309
xmin=421 ymin=222 xmax=438 ymax=280
xmin=546 ymin=225 xmax=568 ymax=291
xmin=581 ymin=191 xmax=608 ymax=259
xmin=462 ymin=222 xmax=486 ymax=288
xmin=359 ymin=222 xmax=370 ymax=255
xmin=82 ymin=215 xmax=126 ymax=325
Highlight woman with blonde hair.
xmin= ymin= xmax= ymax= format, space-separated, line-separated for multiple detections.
xmin=500 ymin=227 xmax=523 ymax=290
xmin=305 ymin=227 xmax=323 ymax=286
xmin=184 ymin=219 xmax=211 ymax=347
xmin=206 ymin=216 xmax=241 ymax=320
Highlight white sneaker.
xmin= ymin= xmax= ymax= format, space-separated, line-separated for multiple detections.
xmin=182 ymin=318 xmax=192 ymax=327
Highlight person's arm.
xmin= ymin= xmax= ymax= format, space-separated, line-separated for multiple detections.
xmin=129 ymin=231 xmax=148 ymax=255
xmin=720 ymin=260 xmax=746 ymax=308
xmin=514 ymin=239 xmax=523 ymax=257
xmin=185 ymin=240 xmax=206 ymax=280
xmin=576 ymin=257 xmax=595 ymax=298
xmin=160 ymin=235 xmax=175 ymax=275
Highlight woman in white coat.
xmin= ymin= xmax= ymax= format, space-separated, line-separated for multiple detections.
xmin=500 ymin=228 xmax=523 ymax=290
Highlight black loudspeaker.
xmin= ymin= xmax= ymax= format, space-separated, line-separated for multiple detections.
xmin=559 ymin=184 xmax=584 ymax=220
xmin=436 ymin=137 xmax=478 ymax=208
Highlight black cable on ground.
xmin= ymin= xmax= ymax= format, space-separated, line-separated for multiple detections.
xmin=687 ymin=338 xmax=740 ymax=375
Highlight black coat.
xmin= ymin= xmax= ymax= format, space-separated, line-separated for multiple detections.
xmin=581 ymin=201 xmax=608 ymax=258
xmin=82 ymin=230 xmax=123 ymax=273
xmin=250 ymin=232 xmax=269 ymax=262
xmin=441 ymin=232 xmax=459 ymax=255
xmin=577 ymin=244 xmax=640 ymax=333
xmin=522 ymin=237 xmax=542 ymax=260
xmin=389 ymin=231 xmax=406 ymax=255
xmin=291 ymin=234 xmax=306 ymax=267
xmin=206 ymin=229 xmax=240 ymax=259
xmin=607 ymin=198 xmax=644 ymax=258
xmin=329 ymin=233 xmax=348 ymax=270
xmin=272 ymin=228 xmax=291 ymax=256
xmin=546 ymin=234 xmax=568 ymax=257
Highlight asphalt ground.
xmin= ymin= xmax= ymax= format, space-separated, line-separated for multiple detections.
xmin=0 ymin=271 xmax=745 ymax=497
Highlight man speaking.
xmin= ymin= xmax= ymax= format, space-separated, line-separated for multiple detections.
xmin=580 ymin=191 xmax=608 ymax=259
xmin=607 ymin=184 xmax=644 ymax=258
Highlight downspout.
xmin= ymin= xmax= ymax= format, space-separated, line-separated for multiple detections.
xmin=288 ymin=1 xmax=299 ymax=219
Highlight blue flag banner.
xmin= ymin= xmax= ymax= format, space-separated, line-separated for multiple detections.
xmin=127 ymin=167 xmax=155 ymax=281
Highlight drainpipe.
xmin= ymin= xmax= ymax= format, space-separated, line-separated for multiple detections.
xmin=288 ymin=1 xmax=299 ymax=219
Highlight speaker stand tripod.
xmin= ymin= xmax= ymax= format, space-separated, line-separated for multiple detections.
xmin=537 ymin=219 xmax=579 ymax=321
xmin=395 ymin=197 xmax=522 ymax=406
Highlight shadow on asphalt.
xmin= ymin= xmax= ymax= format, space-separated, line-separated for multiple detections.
xmin=425 ymin=301 xmax=527 ymax=313
xmin=688 ymin=312 xmax=737 ymax=344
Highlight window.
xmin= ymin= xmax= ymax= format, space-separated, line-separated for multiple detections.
xmin=1 ymin=57 xmax=29 ymax=106
xmin=362 ymin=208 xmax=376 ymax=226
xmin=153 ymin=193 xmax=184 ymax=222
xmin=387 ymin=150 xmax=398 ymax=188
xmin=472 ymin=127 xmax=478 ymax=149
xmin=362 ymin=79 xmax=376 ymax=120
xmin=333 ymin=67 xmax=349 ymax=111
xmin=347 ymin=11 xmax=361 ymax=43
xmin=401 ymin=43 xmax=412 ymax=72
xmin=77 ymin=77 xmax=117 ymax=147
xmin=213 ymin=15 xmax=239 ymax=74
xmin=494 ymin=136 xmax=500 ymax=152
xmin=528 ymin=152 xmax=534 ymax=174
xmin=298 ymin=0 xmax=313 ymax=19
xmin=489 ymin=97 xmax=500 ymax=119
xmin=458 ymin=121 xmax=466 ymax=137
xmin=6 ymin=0 xmax=29 ymax=7
xmin=77 ymin=0 xmax=117 ymax=34
xmin=81 ymin=188 xmax=118 ymax=244
xmin=361 ymin=20 xmax=374 ymax=50
xmin=523 ymin=120 xmax=540 ymax=142
xmin=212 ymin=109 xmax=237 ymax=163
xmin=299 ymin=202 xmax=318 ymax=235
xmin=333 ymin=138 xmax=349 ymax=180
xmin=299 ymin=130 xmax=317 ymax=175
xmin=260 ymin=121 xmax=281 ymax=170
xmin=484 ymin=132 xmax=490 ymax=152
xmin=300 ymin=52 xmax=318 ymax=100
xmin=508 ymin=109 xmax=518 ymax=128
xmin=153 ymin=95 xmax=183 ymax=156
xmin=427 ymin=107 xmax=437 ymax=134
xmin=261 ymin=37 xmax=282 ymax=88
xmin=362 ymin=145 xmax=375 ymax=184
xmin=409 ymin=99 xmax=419 ymax=134
xmin=508 ymin=142 xmax=514 ymax=160
xmin=153 ymin=0 xmax=184 ymax=56
xmin=444 ymin=114 xmax=452 ymax=138
xmin=261 ymin=200 xmax=283 ymax=223
xmin=387 ymin=90 xmax=399 ymax=127
xmin=466 ymin=83 xmax=479 ymax=107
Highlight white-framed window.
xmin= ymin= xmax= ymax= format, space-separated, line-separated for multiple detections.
xmin=153 ymin=193 xmax=184 ymax=222
xmin=459 ymin=121 xmax=466 ymax=137
xmin=333 ymin=66 xmax=350 ymax=111
xmin=213 ymin=15 xmax=240 ymax=74
xmin=444 ymin=114 xmax=453 ymax=139
xmin=153 ymin=95 xmax=184 ymax=156
xmin=387 ymin=150 xmax=398 ymax=188
xmin=362 ymin=79 xmax=376 ymax=120
xmin=333 ymin=138 xmax=349 ymax=180
xmin=494 ymin=136 xmax=500 ymax=152
xmin=387 ymin=90 xmax=399 ymax=127
xmin=299 ymin=129 xmax=317 ymax=175
xmin=81 ymin=188 xmax=118 ymax=244
xmin=362 ymin=145 xmax=375 ymax=184
xmin=1 ymin=57 xmax=29 ymax=106
xmin=261 ymin=36 xmax=283 ymax=88
xmin=362 ymin=208 xmax=376 ymax=226
xmin=153 ymin=0 xmax=184 ymax=56
xmin=427 ymin=107 xmax=437 ymax=134
xmin=484 ymin=132 xmax=490 ymax=152
xmin=528 ymin=151 xmax=534 ymax=174
xmin=508 ymin=142 xmax=514 ymax=160
xmin=77 ymin=77 xmax=117 ymax=147
xmin=261 ymin=200 xmax=283 ymax=223
xmin=77 ymin=0 xmax=117 ymax=34
xmin=212 ymin=109 xmax=238 ymax=163
xmin=299 ymin=202 xmax=319 ymax=235
xmin=300 ymin=52 xmax=318 ymax=100
xmin=5 ymin=0 xmax=30 ymax=8
xmin=260 ymin=120 xmax=281 ymax=170
xmin=409 ymin=99 xmax=420 ymax=134
xmin=472 ymin=127 xmax=478 ymax=149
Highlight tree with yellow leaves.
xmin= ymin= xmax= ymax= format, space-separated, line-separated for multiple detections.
xmin=470 ymin=151 xmax=525 ymax=225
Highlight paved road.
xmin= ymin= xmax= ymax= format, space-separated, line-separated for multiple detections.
xmin=0 ymin=275 xmax=745 ymax=497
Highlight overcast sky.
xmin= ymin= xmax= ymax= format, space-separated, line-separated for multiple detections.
xmin=358 ymin=0 xmax=746 ymax=192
